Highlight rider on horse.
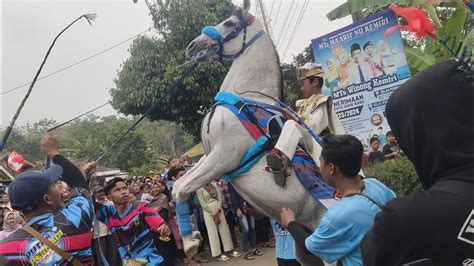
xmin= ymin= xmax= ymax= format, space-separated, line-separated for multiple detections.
xmin=267 ymin=63 xmax=345 ymax=185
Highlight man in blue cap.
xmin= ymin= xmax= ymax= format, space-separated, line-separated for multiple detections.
xmin=0 ymin=133 xmax=96 ymax=265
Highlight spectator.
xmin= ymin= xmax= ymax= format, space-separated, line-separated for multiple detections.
xmin=255 ymin=216 xmax=274 ymax=248
xmin=1 ymin=194 xmax=11 ymax=210
xmin=280 ymin=134 xmax=396 ymax=265
xmin=215 ymin=179 xmax=239 ymax=247
xmin=140 ymin=183 xmax=154 ymax=202
xmin=144 ymin=176 xmax=154 ymax=185
xmin=129 ymin=193 xmax=137 ymax=204
xmin=149 ymin=181 xmax=180 ymax=266
xmin=0 ymin=210 xmax=20 ymax=239
xmin=91 ymin=185 xmax=120 ymax=266
xmin=14 ymin=212 xmax=25 ymax=227
xmin=149 ymin=182 xmax=170 ymax=218
xmin=167 ymin=196 xmax=185 ymax=260
xmin=382 ymin=131 xmax=402 ymax=159
xmin=228 ymin=183 xmax=263 ymax=260
xmin=368 ymin=137 xmax=385 ymax=164
xmin=165 ymin=165 xmax=186 ymax=257
xmin=131 ymin=182 xmax=141 ymax=195
xmin=0 ymin=207 xmax=4 ymax=231
xmin=271 ymin=219 xmax=300 ymax=266
xmin=361 ymin=60 xmax=474 ymax=265
xmin=0 ymin=133 xmax=97 ymax=264
xmin=92 ymin=185 xmax=107 ymax=204
xmin=161 ymin=157 xmax=179 ymax=182
xmin=166 ymin=165 xmax=185 ymax=196
xmin=98 ymin=177 xmax=170 ymax=265
xmin=377 ymin=127 xmax=387 ymax=146
xmin=196 ymin=181 xmax=241 ymax=261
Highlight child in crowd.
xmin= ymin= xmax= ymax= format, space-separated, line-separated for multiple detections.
xmin=382 ymin=131 xmax=402 ymax=159
xmin=271 ymin=219 xmax=300 ymax=266
xmin=368 ymin=137 xmax=384 ymax=164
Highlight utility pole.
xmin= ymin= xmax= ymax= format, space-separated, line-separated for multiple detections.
xmin=257 ymin=0 xmax=271 ymax=33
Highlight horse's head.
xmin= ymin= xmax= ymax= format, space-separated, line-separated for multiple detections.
xmin=186 ymin=0 xmax=263 ymax=60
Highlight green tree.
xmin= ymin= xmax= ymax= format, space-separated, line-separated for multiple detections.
xmin=111 ymin=0 xmax=235 ymax=138
xmin=2 ymin=115 xmax=196 ymax=173
xmin=3 ymin=119 xmax=58 ymax=162
xmin=364 ymin=157 xmax=422 ymax=196
xmin=49 ymin=116 xmax=152 ymax=171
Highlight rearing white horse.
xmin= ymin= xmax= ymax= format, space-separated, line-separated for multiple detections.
xmin=173 ymin=0 xmax=327 ymax=261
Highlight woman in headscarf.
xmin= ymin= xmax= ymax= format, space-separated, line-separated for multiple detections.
xmin=361 ymin=60 xmax=474 ymax=265
xmin=0 ymin=207 xmax=4 ymax=231
xmin=0 ymin=210 xmax=21 ymax=240
xmin=324 ymin=59 xmax=340 ymax=93
xmin=149 ymin=181 xmax=170 ymax=220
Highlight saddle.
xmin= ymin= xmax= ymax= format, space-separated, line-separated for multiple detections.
xmin=210 ymin=92 xmax=336 ymax=208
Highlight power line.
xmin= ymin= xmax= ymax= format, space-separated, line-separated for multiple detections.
xmin=282 ymin=0 xmax=309 ymax=60
xmin=269 ymin=0 xmax=276 ymax=17
xmin=48 ymin=102 xmax=110 ymax=132
xmin=272 ymin=0 xmax=283 ymax=29
xmin=275 ymin=0 xmax=296 ymax=47
xmin=45 ymin=57 xmax=196 ymax=132
xmin=255 ymin=0 xmax=260 ymax=18
xmin=1 ymin=28 xmax=152 ymax=96
xmin=277 ymin=0 xmax=299 ymax=50
xmin=282 ymin=0 xmax=308 ymax=56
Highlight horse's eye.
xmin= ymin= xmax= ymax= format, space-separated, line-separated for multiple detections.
xmin=224 ymin=20 xmax=235 ymax=27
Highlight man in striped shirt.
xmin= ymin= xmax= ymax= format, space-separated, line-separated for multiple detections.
xmin=96 ymin=177 xmax=170 ymax=265
xmin=0 ymin=133 xmax=96 ymax=265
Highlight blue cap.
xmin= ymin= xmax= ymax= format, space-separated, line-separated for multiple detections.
xmin=8 ymin=165 xmax=63 ymax=212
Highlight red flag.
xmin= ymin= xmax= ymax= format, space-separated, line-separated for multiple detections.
xmin=8 ymin=151 xmax=25 ymax=173
xmin=385 ymin=6 xmax=437 ymax=39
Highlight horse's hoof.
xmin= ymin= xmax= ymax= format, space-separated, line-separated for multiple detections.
xmin=183 ymin=231 xmax=202 ymax=258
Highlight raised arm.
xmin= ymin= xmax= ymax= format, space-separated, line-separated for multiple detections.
xmin=42 ymin=133 xmax=89 ymax=189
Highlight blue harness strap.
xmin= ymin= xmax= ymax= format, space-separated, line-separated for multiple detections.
xmin=214 ymin=92 xmax=336 ymax=210
xmin=214 ymin=92 xmax=276 ymax=140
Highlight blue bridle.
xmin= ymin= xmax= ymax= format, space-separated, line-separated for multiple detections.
xmin=200 ymin=17 xmax=265 ymax=60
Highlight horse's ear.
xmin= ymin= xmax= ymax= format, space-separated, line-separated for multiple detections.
xmin=242 ymin=0 xmax=251 ymax=15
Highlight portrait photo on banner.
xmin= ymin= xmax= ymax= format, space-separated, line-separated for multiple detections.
xmin=311 ymin=9 xmax=411 ymax=150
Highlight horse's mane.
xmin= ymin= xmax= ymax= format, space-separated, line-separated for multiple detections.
xmin=232 ymin=7 xmax=284 ymax=102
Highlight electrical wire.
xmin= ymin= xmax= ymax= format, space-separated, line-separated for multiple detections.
xmin=275 ymin=0 xmax=296 ymax=47
xmin=277 ymin=0 xmax=300 ymax=50
xmin=269 ymin=0 xmax=276 ymax=17
xmin=282 ymin=0 xmax=309 ymax=60
xmin=272 ymin=0 xmax=283 ymax=29
xmin=1 ymin=28 xmax=152 ymax=96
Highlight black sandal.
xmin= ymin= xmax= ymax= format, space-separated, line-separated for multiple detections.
xmin=253 ymin=248 xmax=264 ymax=256
xmin=244 ymin=252 xmax=255 ymax=260
xmin=265 ymin=153 xmax=290 ymax=187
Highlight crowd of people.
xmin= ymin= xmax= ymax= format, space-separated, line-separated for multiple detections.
xmin=0 ymin=134 xmax=298 ymax=266
xmin=0 ymin=59 xmax=471 ymax=266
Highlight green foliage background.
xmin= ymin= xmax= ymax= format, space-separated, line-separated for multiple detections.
xmin=365 ymin=157 xmax=422 ymax=196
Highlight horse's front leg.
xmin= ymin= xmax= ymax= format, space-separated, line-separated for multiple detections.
xmin=172 ymin=146 xmax=242 ymax=258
